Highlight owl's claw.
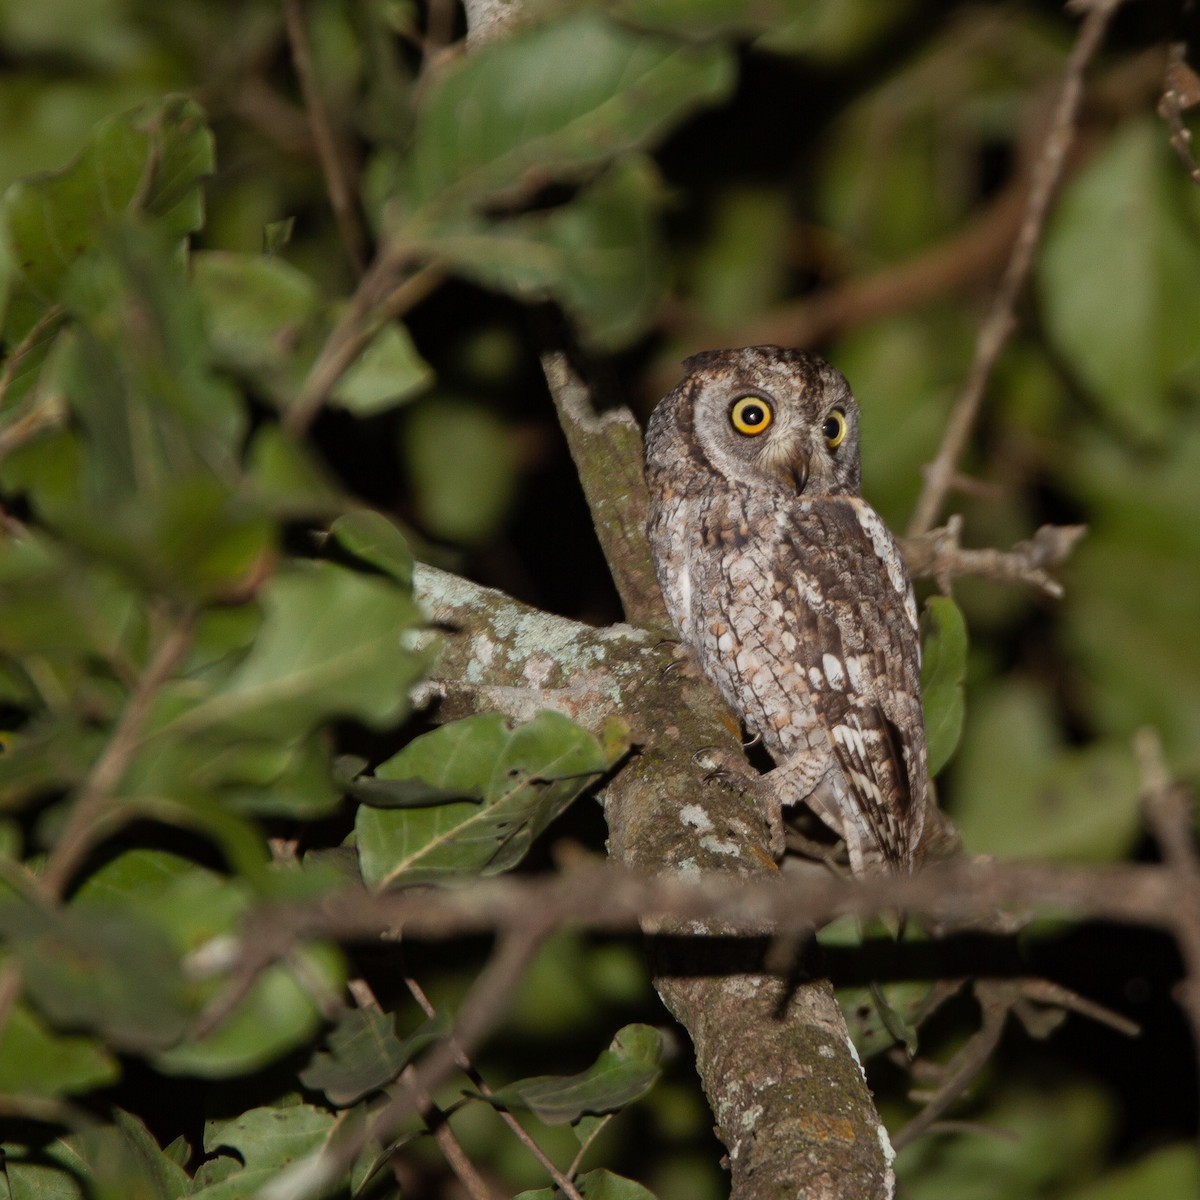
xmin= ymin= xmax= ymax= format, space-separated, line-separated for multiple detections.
xmin=693 ymin=744 xmax=784 ymax=859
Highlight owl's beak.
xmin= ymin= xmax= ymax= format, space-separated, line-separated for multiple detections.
xmin=783 ymin=452 xmax=809 ymax=494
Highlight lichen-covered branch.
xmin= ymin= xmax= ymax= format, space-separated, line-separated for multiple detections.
xmin=415 ymin=578 xmax=897 ymax=1197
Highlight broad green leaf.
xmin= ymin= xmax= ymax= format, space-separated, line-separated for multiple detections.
xmin=404 ymin=10 xmax=733 ymax=216
xmin=403 ymin=397 xmax=519 ymax=545
xmin=1062 ymin=1145 xmax=1200 ymax=1200
xmin=164 ymin=561 xmax=427 ymax=740
xmin=331 ymin=320 xmax=434 ymax=415
xmin=1 ymin=95 xmax=213 ymax=350
xmin=191 ymin=250 xmax=324 ymax=404
xmin=73 ymin=851 xmax=346 ymax=1078
xmin=194 ymin=1105 xmax=336 ymax=1200
xmin=60 ymin=225 xmax=246 ymax=487
xmin=1 ymin=93 xmax=212 ymax=299
xmin=920 ymin=595 xmax=967 ymax=776
xmin=685 ymin=185 xmax=791 ymax=327
xmin=1 ymin=1112 xmax=190 ymax=1200
xmin=1063 ymin=428 xmax=1200 ymax=765
xmin=949 ymin=682 xmax=1140 ymax=862
xmin=0 ymin=902 xmax=191 ymax=1052
xmin=0 ymin=1002 xmax=119 ymax=1099
xmin=417 ymin=157 xmax=667 ymax=348
xmin=298 ymin=1008 xmax=449 ymax=1107
xmin=330 ymin=510 xmax=414 ymax=587
xmin=895 ymin=1083 xmax=1113 ymax=1199
xmin=1039 ymin=118 xmax=1200 ymax=438
xmin=516 ymin=1169 xmax=659 ymax=1200
xmin=245 ymin=426 xmax=344 ymax=518
xmin=356 ymin=711 xmax=618 ymax=889
xmin=479 ymin=1024 xmax=664 ymax=1125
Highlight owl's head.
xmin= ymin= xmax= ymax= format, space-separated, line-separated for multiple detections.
xmin=645 ymin=346 xmax=862 ymax=498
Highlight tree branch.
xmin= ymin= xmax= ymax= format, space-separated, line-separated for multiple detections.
xmin=907 ymin=0 xmax=1128 ymax=537
xmin=900 ymin=517 xmax=1087 ymax=598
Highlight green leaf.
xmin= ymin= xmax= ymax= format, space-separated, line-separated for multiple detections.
xmin=1 ymin=1112 xmax=190 ymax=1200
xmin=193 ymin=1105 xmax=336 ymax=1200
xmin=1061 ymin=1145 xmax=1200 ymax=1200
xmin=0 ymin=1003 xmax=119 ymax=1099
xmin=356 ymin=711 xmax=618 ymax=889
xmin=298 ymin=1008 xmax=449 ymax=1107
xmin=949 ymin=681 xmax=1141 ymax=862
xmin=71 ymin=850 xmax=346 ymax=1078
xmin=403 ymin=397 xmax=519 ymax=545
xmin=479 ymin=1024 xmax=664 ymax=1125
xmin=516 ymin=1169 xmax=659 ymax=1200
xmin=330 ymin=320 xmax=434 ymax=415
xmin=163 ymin=561 xmax=428 ymax=740
xmin=191 ymin=250 xmax=324 ymax=405
xmin=920 ymin=595 xmax=967 ymax=776
xmin=418 ymin=157 xmax=667 ymax=349
xmin=405 ymin=10 xmax=733 ymax=216
xmin=1039 ymin=118 xmax=1200 ymax=438
xmin=0 ymin=902 xmax=191 ymax=1053
xmin=330 ymin=510 xmax=414 ymax=587
xmin=1 ymin=95 xmax=213 ymax=346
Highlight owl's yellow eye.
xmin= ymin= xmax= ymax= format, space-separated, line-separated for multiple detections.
xmin=730 ymin=396 xmax=773 ymax=436
xmin=822 ymin=408 xmax=847 ymax=449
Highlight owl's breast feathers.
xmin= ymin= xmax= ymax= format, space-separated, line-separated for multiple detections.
xmin=650 ymin=486 xmax=928 ymax=872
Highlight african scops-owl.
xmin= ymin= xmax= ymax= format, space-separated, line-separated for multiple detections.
xmin=644 ymin=346 xmax=927 ymax=875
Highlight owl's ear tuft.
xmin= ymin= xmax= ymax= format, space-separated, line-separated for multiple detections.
xmin=682 ymin=350 xmax=724 ymax=374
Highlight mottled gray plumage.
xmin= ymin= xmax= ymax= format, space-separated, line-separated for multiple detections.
xmin=644 ymin=346 xmax=927 ymax=874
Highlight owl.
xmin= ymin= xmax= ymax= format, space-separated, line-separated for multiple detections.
xmin=644 ymin=346 xmax=927 ymax=875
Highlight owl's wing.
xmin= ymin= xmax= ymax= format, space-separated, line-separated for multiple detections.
xmin=782 ymin=499 xmax=927 ymax=872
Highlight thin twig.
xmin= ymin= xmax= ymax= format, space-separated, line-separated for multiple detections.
xmin=283 ymin=929 xmax=549 ymax=1200
xmin=283 ymin=0 xmax=368 ymax=275
xmin=346 ymin=974 xmax=500 ymax=1200
xmin=907 ymin=0 xmax=1126 ymax=537
xmin=403 ymin=968 xmax=585 ymax=1200
xmin=1135 ymin=728 xmax=1200 ymax=1112
xmin=1159 ymin=41 xmax=1200 ymax=184
xmin=38 ymin=611 xmax=197 ymax=898
xmin=283 ymin=259 xmax=444 ymax=436
xmin=900 ymin=517 xmax=1087 ymax=598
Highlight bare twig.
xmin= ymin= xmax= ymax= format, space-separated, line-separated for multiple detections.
xmin=907 ymin=0 xmax=1126 ymax=537
xmin=1158 ymin=42 xmax=1200 ymax=184
xmin=284 ymin=258 xmax=444 ymax=436
xmin=403 ymin=971 xmax=585 ymax=1200
xmin=1136 ymin=729 xmax=1200 ymax=1105
xmin=283 ymin=0 xmax=368 ymax=274
xmin=39 ymin=611 xmax=197 ymax=898
xmin=282 ymin=929 xmax=549 ymax=1200
xmin=900 ymin=517 xmax=1087 ymax=598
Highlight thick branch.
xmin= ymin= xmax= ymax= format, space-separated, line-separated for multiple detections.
xmin=414 ymin=567 xmax=897 ymax=1199
xmin=543 ymin=354 xmax=666 ymax=629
